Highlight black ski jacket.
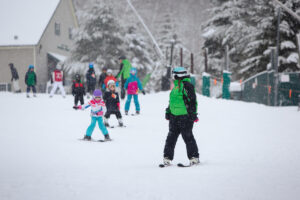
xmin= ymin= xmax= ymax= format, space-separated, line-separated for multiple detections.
xmin=103 ymin=91 xmax=120 ymax=112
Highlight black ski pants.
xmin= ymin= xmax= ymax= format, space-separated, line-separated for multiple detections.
xmin=26 ymin=85 xmax=36 ymax=93
xmin=74 ymin=94 xmax=84 ymax=106
xmin=104 ymin=110 xmax=122 ymax=119
xmin=163 ymin=115 xmax=199 ymax=160
xmin=87 ymin=84 xmax=95 ymax=95
xmin=120 ymin=78 xmax=127 ymax=100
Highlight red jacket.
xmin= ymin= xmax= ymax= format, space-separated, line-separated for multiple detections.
xmin=104 ymin=75 xmax=117 ymax=87
xmin=53 ymin=70 xmax=63 ymax=82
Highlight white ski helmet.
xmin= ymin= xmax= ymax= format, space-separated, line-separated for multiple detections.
xmin=107 ymin=69 xmax=113 ymax=75
xmin=172 ymin=67 xmax=188 ymax=80
xmin=56 ymin=63 xmax=62 ymax=70
xmin=107 ymin=80 xmax=115 ymax=87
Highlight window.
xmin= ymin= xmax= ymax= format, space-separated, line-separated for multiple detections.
xmin=55 ymin=22 xmax=60 ymax=36
xmin=68 ymin=28 xmax=73 ymax=40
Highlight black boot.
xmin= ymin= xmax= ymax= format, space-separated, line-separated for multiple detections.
xmin=104 ymin=134 xmax=111 ymax=141
xmin=83 ymin=135 xmax=91 ymax=141
xmin=136 ymin=110 xmax=140 ymax=115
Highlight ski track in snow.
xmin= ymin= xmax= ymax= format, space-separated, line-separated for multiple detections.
xmin=0 ymin=92 xmax=299 ymax=200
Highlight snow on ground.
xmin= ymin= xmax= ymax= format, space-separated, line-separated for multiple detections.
xmin=0 ymin=92 xmax=299 ymax=200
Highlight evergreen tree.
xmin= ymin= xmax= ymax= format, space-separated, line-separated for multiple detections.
xmin=124 ymin=26 xmax=155 ymax=78
xmin=71 ymin=3 xmax=125 ymax=70
xmin=202 ymin=0 xmax=300 ymax=80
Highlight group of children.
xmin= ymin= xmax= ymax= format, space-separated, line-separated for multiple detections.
xmin=18 ymin=61 xmax=200 ymax=165
xmin=73 ymin=64 xmax=144 ymax=141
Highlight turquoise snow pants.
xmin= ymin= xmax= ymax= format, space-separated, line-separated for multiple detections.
xmin=125 ymin=94 xmax=140 ymax=111
xmin=86 ymin=116 xmax=108 ymax=137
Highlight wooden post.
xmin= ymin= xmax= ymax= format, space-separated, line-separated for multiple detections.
xmin=166 ymin=47 xmax=169 ymax=61
xmin=191 ymin=53 xmax=194 ymax=74
xmin=170 ymin=42 xmax=174 ymax=67
xmin=204 ymin=48 xmax=208 ymax=72
xmin=224 ymin=45 xmax=229 ymax=71
xmin=180 ymin=48 xmax=183 ymax=66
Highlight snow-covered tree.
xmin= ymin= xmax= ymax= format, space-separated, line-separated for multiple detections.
xmin=202 ymin=0 xmax=300 ymax=80
xmin=71 ymin=3 xmax=125 ymax=70
xmin=124 ymin=26 xmax=155 ymax=78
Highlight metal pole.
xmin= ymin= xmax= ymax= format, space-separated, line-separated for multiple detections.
xmin=296 ymin=33 xmax=300 ymax=66
xmin=274 ymin=8 xmax=281 ymax=106
xmin=269 ymin=48 xmax=276 ymax=106
xmin=191 ymin=53 xmax=194 ymax=74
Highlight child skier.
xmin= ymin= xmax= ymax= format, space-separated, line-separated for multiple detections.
xmin=103 ymin=80 xmax=123 ymax=127
xmin=86 ymin=63 xmax=97 ymax=98
xmin=162 ymin=67 xmax=199 ymax=166
xmin=25 ymin=65 xmax=37 ymax=98
xmin=8 ymin=63 xmax=21 ymax=93
xmin=99 ymin=67 xmax=107 ymax=93
xmin=49 ymin=64 xmax=66 ymax=98
xmin=72 ymin=74 xmax=85 ymax=108
xmin=124 ymin=68 xmax=145 ymax=115
xmin=104 ymin=69 xmax=117 ymax=89
xmin=74 ymin=89 xmax=111 ymax=141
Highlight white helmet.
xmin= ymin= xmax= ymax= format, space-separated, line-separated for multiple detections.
xmin=107 ymin=69 xmax=113 ymax=75
xmin=172 ymin=67 xmax=188 ymax=80
xmin=56 ymin=63 xmax=62 ymax=70
xmin=107 ymin=80 xmax=115 ymax=86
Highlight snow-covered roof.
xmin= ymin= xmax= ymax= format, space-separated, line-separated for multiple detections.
xmin=0 ymin=0 xmax=60 ymax=46
xmin=48 ymin=52 xmax=66 ymax=62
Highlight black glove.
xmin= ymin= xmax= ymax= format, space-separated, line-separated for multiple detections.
xmin=165 ymin=112 xmax=171 ymax=120
xmin=188 ymin=113 xmax=198 ymax=122
xmin=165 ymin=107 xmax=171 ymax=120
xmin=142 ymin=90 xmax=145 ymax=95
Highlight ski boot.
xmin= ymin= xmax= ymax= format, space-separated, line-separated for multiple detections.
xmin=26 ymin=93 xmax=30 ymax=98
xmin=118 ymin=118 xmax=123 ymax=127
xmin=189 ymin=157 xmax=200 ymax=166
xmin=104 ymin=134 xmax=111 ymax=141
xmin=136 ymin=110 xmax=140 ymax=115
xmin=125 ymin=111 xmax=128 ymax=115
xmin=163 ymin=157 xmax=171 ymax=166
xmin=83 ymin=135 xmax=92 ymax=141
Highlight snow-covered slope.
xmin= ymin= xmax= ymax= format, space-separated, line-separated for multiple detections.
xmin=0 ymin=92 xmax=299 ymax=200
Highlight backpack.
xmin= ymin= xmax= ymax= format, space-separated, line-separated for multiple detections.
xmin=182 ymin=81 xmax=197 ymax=115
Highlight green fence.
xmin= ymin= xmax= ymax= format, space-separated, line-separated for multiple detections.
xmin=242 ymin=71 xmax=300 ymax=106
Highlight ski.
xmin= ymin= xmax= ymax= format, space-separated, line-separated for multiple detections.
xmin=98 ymin=139 xmax=113 ymax=142
xmin=177 ymin=163 xmax=200 ymax=167
xmin=108 ymin=125 xmax=126 ymax=128
xmin=78 ymin=138 xmax=97 ymax=142
xmin=78 ymin=138 xmax=112 ymax=142
xmin=158 ymin=164 xmax=171 ymax=168
xmin=177 ymin=163 xmax=191 ymax=167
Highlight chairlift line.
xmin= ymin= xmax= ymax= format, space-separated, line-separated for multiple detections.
xmin=272 ymin=0 xmax=300 ymax=22
xmin=125 ymin=0 xmax=164 ymax=61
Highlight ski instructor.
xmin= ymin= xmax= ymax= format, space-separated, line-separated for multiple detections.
xmin=162 ymin=67 xmax=200 ymax=166
xmin=116 ymin=56 xmax=132 ymax=100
